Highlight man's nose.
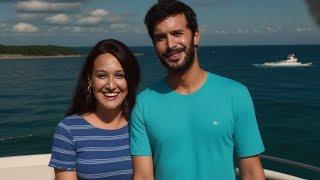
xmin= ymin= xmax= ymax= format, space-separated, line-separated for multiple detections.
xmin=166 ymin=35 xmax=176 ymax=50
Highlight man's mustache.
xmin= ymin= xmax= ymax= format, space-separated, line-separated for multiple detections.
xmin=163 ymin=47 xmax=186 ymax=57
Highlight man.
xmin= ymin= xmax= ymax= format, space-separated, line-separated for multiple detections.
xmin=130 ymin=0 xmax=265 ymax=179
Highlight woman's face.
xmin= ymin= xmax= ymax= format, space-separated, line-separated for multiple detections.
xmin=89 ymin=53 xmax=128 ymax=112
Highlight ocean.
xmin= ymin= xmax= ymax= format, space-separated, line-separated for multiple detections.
xmin=0 ymin=45 xmax=319 ymax=179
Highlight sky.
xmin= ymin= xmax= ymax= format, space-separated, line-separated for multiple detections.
xmin=0 ymin=0 xmax=319 ymax=46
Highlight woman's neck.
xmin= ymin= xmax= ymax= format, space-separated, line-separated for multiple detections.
xmin=84 ymin=105 xmax=127 ymax=130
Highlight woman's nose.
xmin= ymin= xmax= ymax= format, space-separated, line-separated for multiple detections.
xmin=105 ymin=78 xmax=116 ymax=90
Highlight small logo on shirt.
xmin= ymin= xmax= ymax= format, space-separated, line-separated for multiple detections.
xmin=212 ymin=121 xmax=220 ymax=126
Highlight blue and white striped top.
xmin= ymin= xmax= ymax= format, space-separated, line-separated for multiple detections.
xmin=49 ymin=114 xmax=132 ymax=180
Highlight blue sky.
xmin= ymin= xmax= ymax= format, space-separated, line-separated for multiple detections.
xmin=0 ymin=0 xmax=319 ymax=46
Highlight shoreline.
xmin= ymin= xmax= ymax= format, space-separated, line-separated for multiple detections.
xmin=0 ymin=54 xmax=84 ymax=60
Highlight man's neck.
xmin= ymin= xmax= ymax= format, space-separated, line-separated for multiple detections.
xmin=167 ymin=56 xmax=207 ymax=95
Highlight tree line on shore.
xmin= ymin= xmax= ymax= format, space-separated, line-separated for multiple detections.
xmin=0 ymin=45 xmax=79 ymax=56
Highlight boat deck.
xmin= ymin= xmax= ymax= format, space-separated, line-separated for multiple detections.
xmin=0 ymin=154 xmax=310 ymax=180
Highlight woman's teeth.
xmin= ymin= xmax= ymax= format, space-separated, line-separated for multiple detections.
xmin=103 ymin=92 xmax=119 ymax=97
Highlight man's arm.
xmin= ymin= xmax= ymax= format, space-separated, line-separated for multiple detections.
xmin=132 ymin=156 xmax=154 ymax=180
xmin=54 ymin=169 xmax=77 ymax=180
xmin=238 ymin=156 xmax=265 ymax=180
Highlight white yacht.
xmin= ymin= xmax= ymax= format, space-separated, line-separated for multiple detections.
xmin=254 ymin=54 xmax=312 ymax=67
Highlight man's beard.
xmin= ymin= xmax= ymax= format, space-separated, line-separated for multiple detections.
xmin=159 ymin=40 xmax=195 ymax=73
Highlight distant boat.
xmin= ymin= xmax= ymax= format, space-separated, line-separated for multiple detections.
xmin=254 ymin=54 xmax=312 ymax=67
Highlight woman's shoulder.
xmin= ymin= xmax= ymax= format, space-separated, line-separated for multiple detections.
xmin=54 ymin=114 xmax=97 ymax=138
xmin=59 ymin=114 xmax=84 ymax=124
xmin=55 ymin=114 xmax=87 ymax=132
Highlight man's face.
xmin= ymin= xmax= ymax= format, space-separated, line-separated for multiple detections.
xmin=152 ymin=14 xmax=199 ymax=73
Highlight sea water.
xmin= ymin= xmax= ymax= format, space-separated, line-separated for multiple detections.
xmin=0 ymin=45 xmax=319 ymax=179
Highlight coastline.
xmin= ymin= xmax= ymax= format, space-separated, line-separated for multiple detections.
xmin=0 ymin=54 xmax=84 ymax=60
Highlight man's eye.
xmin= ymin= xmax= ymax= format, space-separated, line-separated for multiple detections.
xmin=155 ymin=36 xmax=165 ymax=42
xmin=174 ymin=32 xmax=183 ymax=36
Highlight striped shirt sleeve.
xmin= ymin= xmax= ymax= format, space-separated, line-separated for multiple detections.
xmin=49 ymin=121 xmax=77 ymax=170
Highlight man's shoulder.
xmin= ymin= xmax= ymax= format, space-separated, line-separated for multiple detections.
xmin=137 ymin=77 xmax=168 ymax=99
xmin=208 ymin=72 xmax=248 ymax=94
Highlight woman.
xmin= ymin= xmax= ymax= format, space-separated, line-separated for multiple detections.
xmin=49 ymin=39 xmax=140 ymax=179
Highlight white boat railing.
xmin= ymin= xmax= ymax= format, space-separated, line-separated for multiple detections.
xmin=261 ymin=155 xmax=320 ymax=173
xmin=0 ymin=153 xmax=319 ymax=179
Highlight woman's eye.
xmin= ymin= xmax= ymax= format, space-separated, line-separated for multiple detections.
xmin=97 ymin=74 xmax=106 ymax=78
xmin=115 ymin=73 xmax=125 ymax=79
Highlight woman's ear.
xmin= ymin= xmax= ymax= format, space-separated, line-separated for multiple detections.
xmin=87 ymin=75 xmax=92 ymax=86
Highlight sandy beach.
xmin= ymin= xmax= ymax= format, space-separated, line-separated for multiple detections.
xmin=0 ymin=54 xmax=84 ymax=60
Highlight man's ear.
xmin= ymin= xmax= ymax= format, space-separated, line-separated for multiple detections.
xmin=193 ymin=28 xmax=200 ymax=46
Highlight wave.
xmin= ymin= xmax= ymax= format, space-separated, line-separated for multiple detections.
xmin=134 ymin=53 xmax=144 ymax=56
xmin=0 ymin=134 xmax=33 ymax=143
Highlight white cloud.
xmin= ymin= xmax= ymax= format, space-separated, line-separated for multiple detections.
xmin=296 ymin=27 xmax=312 ymax=32
xmin=211 ymin=28 xmax=251 ymax=35
xmin=88 ymin=27 xmax=105 ymax=33
xmin=0 ymin=23 xmax=6 ymax=28
xmin=47 ymin=26 xmax=60 ymax=32
xmin=251 ymin=25 xmax=281 ymax=33
xmin=106 ymin=16 xmax=123 ymax=23
xmin=214 ymin=29 xmax=228 ymax=34
xmin=234 ymin=28 xmax=249 ymax=34
xmin=75 ymin=9 xmax=109 ymax=26
xmin=71 ymin=26 xmax=83 ymax=32
xmin=45 ymin=14 xmax=69 ymax=24
xmin=65 ymin=26 xmax=105 ymax=33
xmin=90 ymin=9 xmax=108 ymax=16
xmin=253 ymin=29 xmax=261 ymax=33
xmin=200 ymin=27 xmax=208 ymax=33
xmin=12 ymin=22 xmax=38 ymax=32
xmin=17 ymin=0 xmax=80 ymax=12
xmin=133 ymin=26 xmax=146 ymax=34
xmin=264 ymin=26 xmax=281 ymax=33
xmin=61 ymin=26 xmax=86 ymax=33
xmin=77 ymin=16 xmax=102 ymax=25
xmin=110 ymin=23 xmax=128 ymax=32
xmin=18 ymin=13 xmax=39 ymax=20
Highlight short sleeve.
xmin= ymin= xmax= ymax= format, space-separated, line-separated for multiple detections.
xmin=49 ymin=121 xmax=77 ymax=170
xmin=130 ymin=95 xmax=152 ymax=156
xmin=233 ymin=86 xmax=265 ymax=158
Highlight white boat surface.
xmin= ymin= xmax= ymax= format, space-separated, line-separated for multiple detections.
xmin=254 ymin=54 xmax=312 ymax=67
xmin=1 ymin=153 xmax=319 ymax=180
xmin=0 ymin=154 xmax=54 ymax=180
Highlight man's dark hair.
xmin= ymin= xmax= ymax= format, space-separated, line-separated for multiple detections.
xmin=144 ymin=0 xmax=198 ymax=39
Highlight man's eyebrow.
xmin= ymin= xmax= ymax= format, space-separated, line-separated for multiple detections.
xmin=153 ymin=33 xmax=165 ymax=37
xmin=154 ymin=29 xmax=184 ymax=37
xmin=173 ymin=29 xmax=183 ymax=32
xmin=171 ymin=30 xmax=184 ymax=34
xmin=153 ymin=33 xmax=166 ymax=40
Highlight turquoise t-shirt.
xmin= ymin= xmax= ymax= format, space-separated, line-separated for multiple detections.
xmin=130 ymin=73 xmax=264 ymax=180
